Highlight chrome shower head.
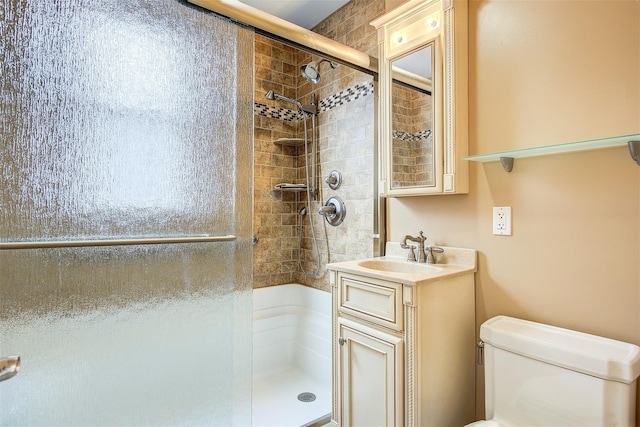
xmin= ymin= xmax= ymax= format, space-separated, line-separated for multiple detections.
xmin=300 ymin=59 xmax=338 ymax=84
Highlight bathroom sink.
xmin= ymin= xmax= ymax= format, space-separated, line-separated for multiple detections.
xmin=328 ymin=245 xmax=476 ymax=286
xmin=357 ymin=259 xmax=442 ymax=274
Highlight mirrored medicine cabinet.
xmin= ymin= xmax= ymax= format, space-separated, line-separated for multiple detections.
xmin=371 ymin=0 xmax=468 ymax=196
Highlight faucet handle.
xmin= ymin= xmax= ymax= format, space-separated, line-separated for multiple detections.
xmin=407 ymin=245 xmax=417 ymax=262
xmin=425 ymin=246 xmax=444 ymax=264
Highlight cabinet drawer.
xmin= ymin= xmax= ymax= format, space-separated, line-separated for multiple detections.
xmin=338 ymin=273 xmax=403 ymax=331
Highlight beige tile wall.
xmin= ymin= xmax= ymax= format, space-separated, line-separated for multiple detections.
xmin=253 ymin=35 xmax=300 ymax=288
xmin=391 ymin=83 xmax=434 ymax=187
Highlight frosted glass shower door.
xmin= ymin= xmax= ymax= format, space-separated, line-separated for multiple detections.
xmin=0 ymin=1 xmax=253 ymax=425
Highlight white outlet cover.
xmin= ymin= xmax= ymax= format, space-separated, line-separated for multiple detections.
xmin=493 ymin=206 xmax=512 ymax=236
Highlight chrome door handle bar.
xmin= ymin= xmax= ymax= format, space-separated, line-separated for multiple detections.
xmin=0 ymin=356 xmax=20 ymax=382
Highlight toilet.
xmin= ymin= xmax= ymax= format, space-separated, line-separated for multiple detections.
xmin=467 ymin=315 xmax=640 ymax=427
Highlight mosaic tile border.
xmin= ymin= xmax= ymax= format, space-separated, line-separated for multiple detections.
xmin=392 ymin=129 xmax=432 ymax=142
xmin=254 ymin=103 xmax=302 ymax=121
xmin=254 ymin=81 xmax=374 ymax=121
xmin=317 ymin=82 xmax=373 ymax=112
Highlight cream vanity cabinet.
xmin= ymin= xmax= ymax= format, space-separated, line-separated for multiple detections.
xmin=327 ymin=250 xmax=476 ymax=426
xmin=371 ymin=0 xmax=468 ymax=196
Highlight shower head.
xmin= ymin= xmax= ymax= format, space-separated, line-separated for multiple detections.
xmin=264 ymin=90 xmax=303 ymax=110
xmin=300 ymin=59 xmax=338 ymax=84
xmin=299 ymin=207 xmax=307 ymax=217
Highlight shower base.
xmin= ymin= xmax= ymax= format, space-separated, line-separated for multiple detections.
xmin=252 ymin=284 xmax=331 ymax=427
xmin=252 ymin=367 xmax=331 ymax=427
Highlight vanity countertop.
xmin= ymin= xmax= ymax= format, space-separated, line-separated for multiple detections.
xmin=327 ymin=243 xmax=477 ymax=286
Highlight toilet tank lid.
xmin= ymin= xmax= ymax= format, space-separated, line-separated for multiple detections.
xmin=480 ymin=316 xmax=640 ymax=384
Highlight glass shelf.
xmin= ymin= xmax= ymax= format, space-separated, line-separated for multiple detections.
xmin=463 ymin=133 xmax=640 ymax=164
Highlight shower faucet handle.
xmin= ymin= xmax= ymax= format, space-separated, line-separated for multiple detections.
xmin=325 ymin=170 xmax=342 ymax=190
xmin=317 ymin=205 xmax=336 ymax=216
xmin=318 ymin=196 xmax=346 ymax=226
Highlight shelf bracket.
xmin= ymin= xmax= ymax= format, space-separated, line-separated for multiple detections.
xmin=629 ymin=141 xmax=640 ymax=165
xmin=500 ymin=157 xmax=514 ymax=172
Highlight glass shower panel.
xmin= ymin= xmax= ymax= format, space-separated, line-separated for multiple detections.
xmin=0 ymin=0 xmax=253 ymax=425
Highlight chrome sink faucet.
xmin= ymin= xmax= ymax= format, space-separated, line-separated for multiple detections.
xmin=401 ymin=231 xmax=427 ymax=263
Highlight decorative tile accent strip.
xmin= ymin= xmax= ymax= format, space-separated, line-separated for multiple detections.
xmin=393 ymin=129 xmax=432 ymax=141
xmin=318 ymin=82 xmax=373 ymax=112
xmin=254 ymin=81 xmax=374 ymax=120
xmin=254 ymin=102 xmax=303 ymax=121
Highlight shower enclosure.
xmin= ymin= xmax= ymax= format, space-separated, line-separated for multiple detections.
xmin=0 ymin=1 xmax=253 ymax=425
xmin=253 ymin=33 xmax=379 ymax=290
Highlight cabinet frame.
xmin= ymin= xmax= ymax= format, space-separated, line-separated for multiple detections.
xmin=371 ymin=0 xmax=469 ymax=196
xmin=329 ymin=268 xmax=476 ymax=426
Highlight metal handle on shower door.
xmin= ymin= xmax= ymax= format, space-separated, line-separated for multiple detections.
xmin=0 ymin=356 xmax=20 ymax=383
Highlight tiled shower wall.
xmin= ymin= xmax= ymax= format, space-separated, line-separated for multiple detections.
xmin=253 ymin=36 xmax=300 ymax=288
xmin=253 ymin=0 xmax=387 ymax=290
xmin=391 ymin=83 xmax=434 ymax=187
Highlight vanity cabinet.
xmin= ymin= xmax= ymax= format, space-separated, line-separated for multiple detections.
xmin=328 ymin=257 xmax=476 ymax=427
xmin=371 ymin=0 xmax=468 ymax=196
xmin=339 ymin=318 xmax=403 ymax=426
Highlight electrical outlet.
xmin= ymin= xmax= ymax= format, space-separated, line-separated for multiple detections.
xmin=493 ymin=207 xmax=512 ymax=236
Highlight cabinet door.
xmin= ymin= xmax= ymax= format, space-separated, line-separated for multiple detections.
xmin=339 ymin=321 xmax=403 ymax=427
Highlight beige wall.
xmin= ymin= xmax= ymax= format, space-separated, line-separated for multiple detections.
xmin=386 ymin=0 xmax=640 ymax=420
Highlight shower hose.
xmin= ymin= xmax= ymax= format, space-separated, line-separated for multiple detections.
xmin=298 ymin=107 xmax=322 ymax=278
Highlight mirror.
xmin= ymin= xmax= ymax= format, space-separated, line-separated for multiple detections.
xmin=390 ymin=44 xmax=434 ymax=189
xmin=371 ymin=0 xmax=468 ymax=196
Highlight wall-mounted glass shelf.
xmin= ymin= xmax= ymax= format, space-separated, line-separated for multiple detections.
xmin=463 ymin=133 xmax=640 ymax=171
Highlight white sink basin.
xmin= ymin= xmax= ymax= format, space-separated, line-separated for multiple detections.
xmin=357 ymin=259 xmax=442 ymax=274
xmin=328 ymin=245 xmax=476 ymax=286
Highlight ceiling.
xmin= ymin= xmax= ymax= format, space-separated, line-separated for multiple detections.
xmin=239 ymin=0 xmax=351 ymax=29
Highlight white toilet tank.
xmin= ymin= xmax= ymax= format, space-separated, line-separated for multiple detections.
xmin=479 ymin=316 xmax=640 ymax=427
